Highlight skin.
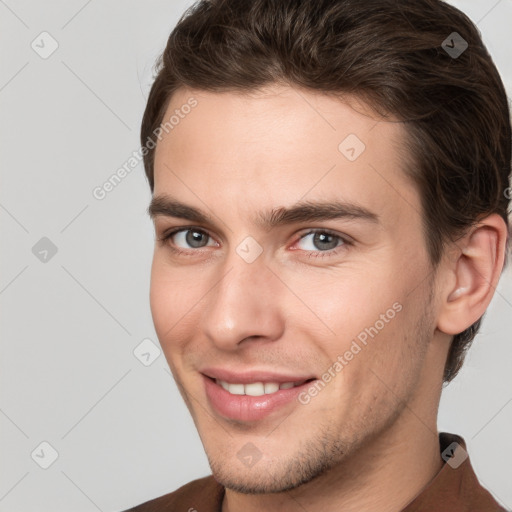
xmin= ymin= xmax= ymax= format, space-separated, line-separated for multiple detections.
xmin=148 ymin=84 xmax=507 ymax=512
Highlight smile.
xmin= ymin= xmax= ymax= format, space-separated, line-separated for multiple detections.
xmin=215 ymin=379 xmax=312 ymax=396
xmin=203 ymin=375 xmax=318 ymax=422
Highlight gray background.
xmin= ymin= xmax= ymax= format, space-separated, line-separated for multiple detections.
xmin=0 ymin=1 xmax=511 ymax=511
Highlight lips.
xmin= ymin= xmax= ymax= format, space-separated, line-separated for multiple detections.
xmin=201 ymin=368 xmax=318 ymax=422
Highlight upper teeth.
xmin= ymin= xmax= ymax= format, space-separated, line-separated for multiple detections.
xmin=215 ymin=379 xmax=306 ymax=396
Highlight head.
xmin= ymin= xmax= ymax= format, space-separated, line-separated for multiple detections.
xmin=143 ymin=0 xmax=511 ymax=495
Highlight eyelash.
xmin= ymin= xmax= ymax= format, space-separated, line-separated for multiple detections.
xmin=157 ymin=226 xmax=352 ymax=259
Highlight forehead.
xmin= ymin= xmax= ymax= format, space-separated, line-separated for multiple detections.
xmin=153 ymin=85 xmax=420 ymax=228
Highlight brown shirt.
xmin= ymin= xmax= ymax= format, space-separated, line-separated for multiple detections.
xmin=126 ymin=432 xmax=508 ymax=511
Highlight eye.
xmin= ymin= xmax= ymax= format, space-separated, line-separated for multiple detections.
xmin=295 ymin=229 xmax=347 ymax=255
xmin=159 ymin=227 xmax=217 ymax=251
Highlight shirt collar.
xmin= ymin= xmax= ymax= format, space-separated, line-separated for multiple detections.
xmin=401 ymin=431 xmax=505 ymax=511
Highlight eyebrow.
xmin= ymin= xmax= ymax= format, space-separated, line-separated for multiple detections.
xmin=147 ymin=195 xmax=379 ymax=229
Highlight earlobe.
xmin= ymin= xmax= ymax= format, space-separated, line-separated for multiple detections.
xmin=437 ymin=214 xmax=507 ymax=336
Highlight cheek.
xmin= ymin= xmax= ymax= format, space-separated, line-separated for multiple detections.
xmin=149 ymin=257 xmax=168 ymax=332
xmin=348 ymin=292 xmax=431 ymax=402
xmin=287 ymin=265 xmax=402 ymax=342
xmin=326 ymin=310 xmax=422 ymax=424
xmin=290 ymin=267 xmax=419 ymax=383
xmin=149 ymin=256 xmax=198 ymax=351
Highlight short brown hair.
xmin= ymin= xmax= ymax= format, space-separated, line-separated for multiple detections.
xmin=141 ymin=0 xmax=511 ymax=383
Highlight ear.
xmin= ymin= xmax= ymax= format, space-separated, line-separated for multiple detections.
xmin=436 ymin=214 xmax=508 ymax=335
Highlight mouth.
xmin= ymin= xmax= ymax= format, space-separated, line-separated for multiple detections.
xmin=202 ymin=374 xmax=318 ymax=422
xmin=210 ymin=376 xmax=316 ymax=396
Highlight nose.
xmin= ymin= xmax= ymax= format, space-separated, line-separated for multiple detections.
xmin=200 ymin=249 xmax=285 ymax=351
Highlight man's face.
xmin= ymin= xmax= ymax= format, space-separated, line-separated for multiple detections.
xmin=149 ymin=85 xmax=444 ymax=493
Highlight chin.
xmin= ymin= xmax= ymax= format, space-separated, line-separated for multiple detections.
xmin=208 ymin=446 xmax=340 ymax=495
xmin=213 ymin=470 xmax=306 ymax=495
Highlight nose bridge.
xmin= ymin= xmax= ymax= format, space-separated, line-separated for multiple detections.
xmin=200 ymin=244 xmax=283 ymax=348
